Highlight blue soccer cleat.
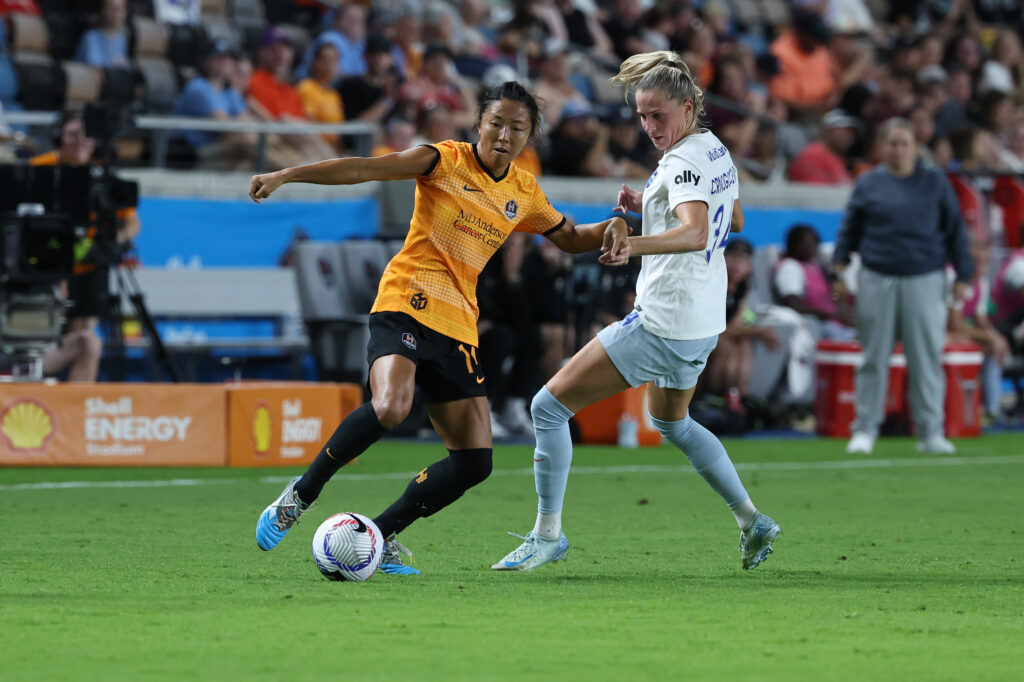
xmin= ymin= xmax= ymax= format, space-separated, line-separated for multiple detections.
xmin=739 ymin=511 xmax=781 ymax=570
xmin=379 ymin=536 xmax=421 ymax=575
xmin=256 ymin=476 xmax=312 ymax=551
xmin=490 ymin=530 xmax=570 ymax=571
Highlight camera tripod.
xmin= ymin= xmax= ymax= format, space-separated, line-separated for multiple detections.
xmin=101 ymin=260 xmax=182 ymax=383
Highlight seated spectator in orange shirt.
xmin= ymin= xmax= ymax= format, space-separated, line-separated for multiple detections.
xmin=296 ymin=42 xmax=344 ymax=147
xmin=371 ymin=117 xmax=415 ymax=156
xmin=770 ymin=10 xmax=837 ymax=115
xmin=788 ymin=109 xmax=857 ymax=185
xmin=248 ymin=27 xmax=306 ymax=120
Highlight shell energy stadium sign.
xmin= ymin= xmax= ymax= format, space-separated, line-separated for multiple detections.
xmin=0 ymin=384 xmax=227 ymax=467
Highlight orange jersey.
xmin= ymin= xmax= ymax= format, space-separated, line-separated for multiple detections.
xmin=372 ymin=140 xmax=565 ymax=346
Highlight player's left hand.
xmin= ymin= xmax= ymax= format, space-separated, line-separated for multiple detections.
xmin=598 ymin=218 xmax=631 ymax=266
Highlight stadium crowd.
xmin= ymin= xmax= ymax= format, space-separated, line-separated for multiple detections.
xmin=1 ymin=0 xmax=1022 ymax=432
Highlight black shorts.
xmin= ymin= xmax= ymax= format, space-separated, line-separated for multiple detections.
xmin=367 ymin=311 xmax=487 ymax=404
xmin=67 ymin=267 xmax=109 ymax=319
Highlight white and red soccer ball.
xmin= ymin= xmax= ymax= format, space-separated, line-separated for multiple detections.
xmin=311 ymin=512 xmax=384 ymax=581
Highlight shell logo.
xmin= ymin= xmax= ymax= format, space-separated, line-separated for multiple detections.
xmin=252 ymin=403 xmax=272 ymax=456
xmin=0 ymin=399 xmax=56 ymax=452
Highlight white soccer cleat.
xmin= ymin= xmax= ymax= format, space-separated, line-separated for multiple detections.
xmin=739 ymin=511 xmax=781 ymax=570
xmin=917 ymin=435 xmax=956 ymax=455
xmin=846 ymin=432 xmax=875 ymax=455
xmin=491 ymin=530 xmax=570 ymax=571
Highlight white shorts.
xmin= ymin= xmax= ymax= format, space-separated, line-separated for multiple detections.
xmin=596 ymin=311 xmax=718 ymax=390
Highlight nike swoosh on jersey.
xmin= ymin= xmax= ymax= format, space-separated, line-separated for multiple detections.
xmin=463 ymin=185 xmax=483 ymax=192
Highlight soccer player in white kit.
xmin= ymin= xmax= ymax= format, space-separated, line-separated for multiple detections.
xmin=492 ymin=51 xmax=781 ymax=572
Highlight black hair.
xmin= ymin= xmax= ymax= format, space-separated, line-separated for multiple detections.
xmin=475 ymin=81 xmax=542 ymax=142
xmin=724 ymin=238 xmax=753 ymax=256
xmin=785 ymin=223 xmax=819 ymax=256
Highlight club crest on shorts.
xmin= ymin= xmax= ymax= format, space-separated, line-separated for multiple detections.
xmin=504 ymin=199 xmax=518 ymax=220
xmin=401 ymin=332 xmax=417 ymax=350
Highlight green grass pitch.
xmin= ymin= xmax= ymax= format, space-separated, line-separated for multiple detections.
xmin=2 ymin=434 xmax=1022 ymax=682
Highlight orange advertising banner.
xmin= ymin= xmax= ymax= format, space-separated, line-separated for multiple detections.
xmin=227 ymin=383 xmax=362 ymax=467
xmin=0 ymin=383 xmax=227 ymax=467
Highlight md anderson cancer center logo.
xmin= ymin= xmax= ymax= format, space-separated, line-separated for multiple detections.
xmin=0 ymin=398 xmax=56 ymax=452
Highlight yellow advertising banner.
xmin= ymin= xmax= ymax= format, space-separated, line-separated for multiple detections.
xmin=227 ymin=383 xmax=362 ymax=467
xmin=0 ymin=383 xmax=227 ymax=467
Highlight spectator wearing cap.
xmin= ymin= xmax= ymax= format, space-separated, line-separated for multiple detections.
xmin=297 ymin=2 xmax=368 ymax=81
xmin=174 ymin=39 xmax=248 ymax=151
xmin=398 ymin=45 xmax=475 ymax=129
xmin=249 ymin=27 xmax=306 ymax=120
xmin=338 ymin=35 xmax=400 ymax=123
xmin=534 ymin=39 xmax=588 ymax=129
xmin=73 ymin=0 xmax=129 ymax=68
xmin=296 ymin=42 xmax=345 ymax=147
xmin=605 ymin=104 xmax=652 ymax=179
xmin=788 ymin=109 xmax=858 ymax=184
xmin=770 ymin=10 xmax=838 ymax=117
xmin=833 ymin=118 xmax=974 ymax=455
xmin=545 ymin=99 xmax=614 ymax=177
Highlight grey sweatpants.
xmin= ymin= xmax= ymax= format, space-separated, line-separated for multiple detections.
xmin=853 ymin=267 xmax=947 ymax=439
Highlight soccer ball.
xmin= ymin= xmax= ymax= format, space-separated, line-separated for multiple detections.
xmin=311 ymin=512 xmax=384 ymax=582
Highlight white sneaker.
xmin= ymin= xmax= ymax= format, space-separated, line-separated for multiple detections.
xmin=499 ymin=398 xmax=534 ymax=436
xmin=490 ymin=530 xmax=569 ymax=571
xmin=917 ymin=435 xmax=955 ymax=454
xmin=489 ymin=411 xmax=510 ymax=439
xmin=846 ymin=432 xmax=875 ymax=455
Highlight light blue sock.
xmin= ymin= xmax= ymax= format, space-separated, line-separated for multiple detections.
xmin=651 ymin=414 xmax=750 ymax=509
xmin=531 ymin=386 xmax=575 ymax=515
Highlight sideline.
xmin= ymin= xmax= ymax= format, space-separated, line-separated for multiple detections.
xmin=3 ymin=454 xmax=1024 ymax=491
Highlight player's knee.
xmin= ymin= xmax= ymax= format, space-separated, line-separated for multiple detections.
xmin=450 ymin=448 xmax=492 ymax=489
xmin=371 ymin=391 xmax=413 ymax=429
xmin=531 ymin=388 xmax=570 ymax=428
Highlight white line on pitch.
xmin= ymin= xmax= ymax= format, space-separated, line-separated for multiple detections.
xmin=3 ymin=455 xmax=1023 ymax=491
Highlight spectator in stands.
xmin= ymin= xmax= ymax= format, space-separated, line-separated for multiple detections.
xmin=602 ymin=0 xmax=649 ymax=61
xmin=946 ymin=236 xmax=1011 ymax=420
xmin=833 ymin=118 xmax=974 ymax=456
xmin=980 ymin=28 xmax=1022 ymax=96
xmin=0 ymin=0 xmax=39 ymax=17
xmin=297 ymin=42 xmax=344 ymax=149
xmin=992 ymin=248 xmax=1024 ymax=370
xmin=555 ymin=0 xmax=614 ymax=59
xmin=787 ymin=109 xmax=857 ymax=184
xmin=338 ymin=35 xmax=400 ymax=123
xmin=458 ymin=0 xmax=499 ymax=59
xmin=153 ymin=0 xmax=198 ymax=25
xmin=521 ymin=237 xmax=574 ymax=384
xmin=545 ymin=99 xmax=613 ymax=177
xmin=534 ymin=39 xmax=588 ymax=129
xmin=477 ymin=231 xmax=540 ymax=437
xmin=371 ymin=117 xmax=414 ymax=156
xmin=173 ymin=39 xmax=253 ymax=168
xmin=774 ymin=224 xmax=855 ymax=339
xmin=605 ymin=103 xmax=653 ymax=179
xmin=73 ymin=0 xmax=130 ymax=68
xmin=414 ymin=104 xmax=457 ymax=145
xmin=975 ymin=90 xmax=1023 ymax=171
xmin=386 ymin=9 xmax=422 ymax=78
xmin=703 ymin=239 xmax=781 ymax=401
xmin=249 ymin=27 xmax=306 ymax=121
xmin=399 ymin=45 xmax=475 ymax=129
xmin=298 ymin=2 xmax=367 ymax=81
xmin=769 ymin=9 xmax=837 ymax=117
xmin=704 ymin=56 xmax=766 ymax=161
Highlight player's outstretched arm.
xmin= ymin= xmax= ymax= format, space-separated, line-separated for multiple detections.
xmin=248 ymin=146 xmax=440 ymax=203
xmin=628 ymin=200 xmax=709 ymax=256
xmin=548 ymin=216 xmax=631 ymax=264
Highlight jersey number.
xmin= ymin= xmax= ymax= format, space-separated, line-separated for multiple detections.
xmin=705 ymin=204 xmax=729 ymax=263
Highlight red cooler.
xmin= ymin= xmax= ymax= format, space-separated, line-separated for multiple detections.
xmin=814 ymin=340 xmax=907 ymax=437
xmin=942 ymin=344 xmax=984 ymax=437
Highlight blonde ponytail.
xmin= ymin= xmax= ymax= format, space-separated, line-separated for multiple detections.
xmin=610 ymin=51 xmax=705 ymax=135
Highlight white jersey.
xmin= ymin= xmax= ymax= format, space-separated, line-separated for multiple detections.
xmin=635 ymin=130 xmax=739 ymax=340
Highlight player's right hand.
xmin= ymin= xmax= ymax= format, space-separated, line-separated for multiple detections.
xmin=249 ymin=171 xmax=286 ymax=203
xmin=615 ymin=184 xmax=642 ymax=214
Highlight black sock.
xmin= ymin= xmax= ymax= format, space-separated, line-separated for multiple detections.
xmin=374 ymin=448 xmax=492 ymax=538
xmin=294 ymin=402 xmax=386 ymax=504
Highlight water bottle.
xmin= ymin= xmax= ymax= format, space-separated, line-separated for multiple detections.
xmin=617 ymin=413 xmax=639 ymax=449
